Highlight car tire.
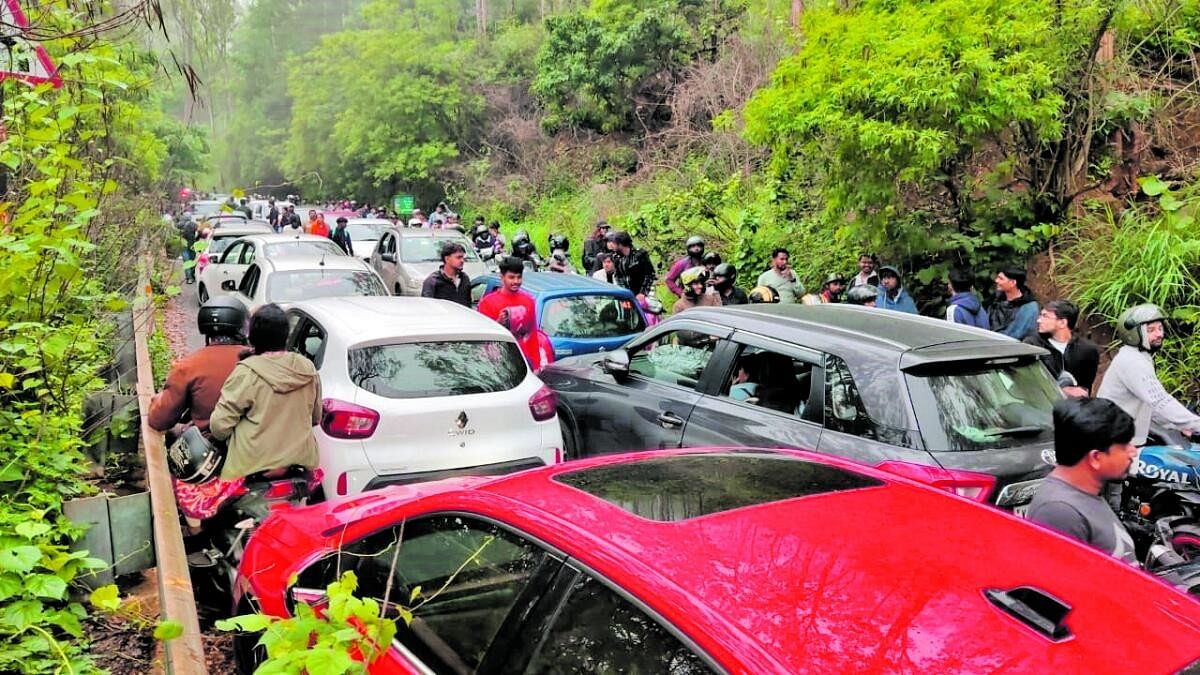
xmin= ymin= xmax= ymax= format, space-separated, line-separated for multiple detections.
xmin=198 ymin=283 xmax=209 ymax=303
xmin=232 ymin=596 xmax=267 ymax=674
xmin=559 ymin=415 xmax=579 ymax=461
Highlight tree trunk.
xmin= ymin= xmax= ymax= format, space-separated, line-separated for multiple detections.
xmin=790 ymin=0 xmax=804 ymax=28
xmin=477 ymin=0 xmax=487 ymax=38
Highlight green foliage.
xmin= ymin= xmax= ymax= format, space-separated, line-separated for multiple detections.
xmin=217 ymin=571 xmax=397 ymax=674
xmin=533 ymin=0 xmax=746 ymax=133
xmin=1059 ymin=177 xmax=1200 ymax=403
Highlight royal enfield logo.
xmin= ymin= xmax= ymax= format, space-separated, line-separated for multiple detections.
xmin=1040 ymin=449 xmax=1056 ymax=467
xmin=449 ymin=411 xmax=475 ymax=437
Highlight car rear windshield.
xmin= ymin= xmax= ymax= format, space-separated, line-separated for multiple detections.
xmin=906 ymin=360 xmax=1060 ymax=452
xmin=207 ymin=236 xmax=241 ymax=254
xmin=347 ymin=223 xmax=390 ymax=241
xmin=265 ymin=241 xmax=344 ymax=258
xmin=266 ymin=270 xmax=387 ymax=303
xmin=349 ymin=340 xmax=527 ymax=399
xmin=541 ymin=294 xmax=645 ymax=339
xmin=401 ymin=237 xmax=481 ymax=263
xmin=554 ymin=453 xmax=882 ymax=521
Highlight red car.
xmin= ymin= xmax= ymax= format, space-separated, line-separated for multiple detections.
xmin=233 ymin=448 xmax=1200 ymax=673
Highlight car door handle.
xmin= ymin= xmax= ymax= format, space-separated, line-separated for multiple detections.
xmin=657 ymin=412 xmax=685 ymax=429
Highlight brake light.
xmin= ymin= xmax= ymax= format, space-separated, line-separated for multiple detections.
xmin=876 ymin=461 xmax=996 ymax=502
xmin=528 ymin=385 xmax=557 ymax=422
xmin=336 ymin=472 xmax=348 ymax=497
xmin=264 ymin=480 xmax=296 ymax=501
xmin=321 ymin=399 xmax=380 ymax=439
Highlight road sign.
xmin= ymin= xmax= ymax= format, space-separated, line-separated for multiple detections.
xmin=0 ymin=0 xmax=63 ymax=88
xmin=392 ymin=194 xmax=415 ymax=215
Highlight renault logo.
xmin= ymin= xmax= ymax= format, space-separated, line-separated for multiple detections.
xmin=455 ymin=411 xmax=469 ymax=429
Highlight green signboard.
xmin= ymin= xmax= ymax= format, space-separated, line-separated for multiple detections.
xmin=392 ymin=194 xmax=415 ymax=215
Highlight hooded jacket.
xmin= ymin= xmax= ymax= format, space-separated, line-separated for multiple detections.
xmin=209 ymin=352 xmax=321 ymax=480
xmin=946 ymin=291 xmax=990 ymax=329
xmin=990 ymin=292 xmax=1038 ymax=340
xmin=875 ymin=267 xmax=918 ymax=314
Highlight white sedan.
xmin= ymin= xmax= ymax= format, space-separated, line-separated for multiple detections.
xmin=284 ymin=296 xmax=562 ymax=498
xmin=223 ymin=255 xmax=388 ymax=316
xmin=341 ymin=218 xmax=393 ymax=261
xmin=198 ymin=233 xmax=346 ymax=303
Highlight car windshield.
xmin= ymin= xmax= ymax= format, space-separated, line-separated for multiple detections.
xmin=907 ymin=360 xmax=1060 ymax=452
xmin=349 ymin=341 xmax=526 ymax=398
xmin=264 ymin=241 xmax=344 ymax=258
xmin=541 ymin=294 xmax=645 ymax=339
xmin=346 ymin=223 xmax=390 ymax=241
xmin=191 ymin=201 xmax=221 ymax=216
xmin=266 ymin=270 xmax=387 ymax=303
xmin=207 ymin=235 xmax=243 ymax=255
xmin=401 ymin=237 xmax=481 ymax=263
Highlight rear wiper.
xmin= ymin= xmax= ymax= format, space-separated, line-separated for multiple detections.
xmin=987 ymin=425 xmax=1050 ymax=438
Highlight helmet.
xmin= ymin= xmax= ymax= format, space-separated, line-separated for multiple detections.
xmin=702 ymin=252 xmax=722 ymax=267
xmin=512 ymin=229 xmax=530 ymax=245
xmin=712 ymin=263 xmax=737 ymax=284
xmin=513 ymin=240 xmax=536 ymax=258
xmin=749 ymin=285 xmax=778 ymax=303
xmin=166 ymin=426 xmax=226 ymax=484
xmin=679 ymin=266 xmax=708 ymax=287
xmin=824 ymin=273 xmax=846 ymax=287
xmin=845 ymin=284 xmax=879 ymax=306
xmin=198 ymin=297 xmax=247 ymax=338
xmin=549 ymin=233 xmax=569 ymax=252
xmin=473 ymin=223 xmax=489 ymax=238
xmin=686 ymin=236 xmax=705 ymax=249
xmin=1116 ymin=304 xmax=1169 ymax=351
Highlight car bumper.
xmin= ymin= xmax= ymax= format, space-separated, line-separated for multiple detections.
xmin=362 ymin=457 xmax=547 ymax=492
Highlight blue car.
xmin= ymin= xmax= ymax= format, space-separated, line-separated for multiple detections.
xmin=471 ymin=272 xmax=647 ymax=358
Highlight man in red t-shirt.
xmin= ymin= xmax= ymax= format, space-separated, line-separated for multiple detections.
xmin=478 ymin=257 xmax=554 ymax=371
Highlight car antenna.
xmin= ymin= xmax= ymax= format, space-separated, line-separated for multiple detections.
xmin=319 ymin=254 xmax=325 ymax=267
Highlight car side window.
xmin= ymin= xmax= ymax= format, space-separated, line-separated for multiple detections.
xmin=824 ymin=354 xmax=880 ymax=439
xmin=523 ymin=572 xmax=713 ymax=675
xmin=295 ymin=515 xmax=556 ymax=675
xmin=240 ymin=244 xmax=256 ymax=266
xmin=238 ymin=264 xmax=259 ymax=297
xmin=377 ymin=233 xmax=391 ymax=256
xmin=628 ymin=330 xmax=718 ymax=389
xmin=722 ymin=345 xmax=818 ymax=420
xmin=293 ymin=319 xmax=326 ymax=366
xmin=220 ymin=241 xmax=243 ymax=264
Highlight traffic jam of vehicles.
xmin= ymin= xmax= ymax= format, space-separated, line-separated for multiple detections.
xmin=159 ymin=197 xmax=1200 ymax=673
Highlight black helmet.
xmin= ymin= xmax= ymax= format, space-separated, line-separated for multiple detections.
xmin=514 ymin=240 xmax=536 ymax=258
xmin=845 ymin=284 xmax=879 ymax=306
xmin=686 ymin=235 xmax=705 ymax=249
xmin=198 ymin=297 xmax=247 ymax=339
xmin=702 ymin=251 xmax=722 ymax=267
xmin=549 ymin=233 xmax=569 ymax=252
xmin=473 ymin=223 xmax=489 ymax=238
xmin=166 ymin=426 xmax=226 ymax=484
xmin=712 ymin=263 xmax=737 ymax=284
xmin=512 ymin=229 xmax=531 ymax=246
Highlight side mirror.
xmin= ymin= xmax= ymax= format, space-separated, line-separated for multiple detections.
xmin=221 ymin=280 xmax=237 ymax=292
xmin=600 ymin=349 xmax=630 ymax=377
xmin=381 ymin=253 xmax=396 ymax=264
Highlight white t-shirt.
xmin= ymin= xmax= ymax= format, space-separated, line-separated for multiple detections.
xmin=1048 ymin=338 xmax=1067 ymax=354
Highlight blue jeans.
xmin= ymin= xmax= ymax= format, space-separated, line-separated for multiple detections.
xmin=183 ymin=246 xmax=196 ymax=282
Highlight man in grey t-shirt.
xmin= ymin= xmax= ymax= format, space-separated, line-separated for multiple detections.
xmin=1026 ymin=397 xmax=1139 ymax=565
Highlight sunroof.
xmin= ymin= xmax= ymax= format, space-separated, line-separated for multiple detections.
xmin=554 ymin=453 xmax=882 ymax=522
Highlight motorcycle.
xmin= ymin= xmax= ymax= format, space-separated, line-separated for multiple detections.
xmin=1117 ymin=427 xmax=1200 ymax=560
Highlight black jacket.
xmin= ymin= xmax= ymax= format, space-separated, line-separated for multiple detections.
xmin=614 ymin=248 xmax=656 ymax=297
xmin=282 ymin=212 xmax=302 ymax=230
xmin=330 ymin=225 xmax=352 ymax=255
xmin=420 ymin=267 xmax=472 ymax=307
xmin=582 ymin=238 xmax=607 ymax=273
xmin=720 ymin=287 xmax=748 ymax=306
xmin=1023 ymin=332 xmax=1101 ymax=391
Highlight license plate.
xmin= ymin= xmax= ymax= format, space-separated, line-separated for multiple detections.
xmin=995 ymin=478 xmax=1043 ymax=509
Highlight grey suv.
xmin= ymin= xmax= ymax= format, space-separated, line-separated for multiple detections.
xmin=539 ymin=304 xmax=1061 ymax=512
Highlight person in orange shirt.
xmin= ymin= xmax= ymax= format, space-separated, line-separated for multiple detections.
xmin=308 ymin=211 xmax=330 ymax=238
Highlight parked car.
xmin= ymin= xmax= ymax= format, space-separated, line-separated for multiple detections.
xmin=233 ymin=447 xmax=1200 ymax=674
xmin=198 ymin=213 xmax=251 ymax=230
xmin=186 ymin=199 xmax=223 ymax=218
xmin=472 ymin=271 xmax=647 ymax=358
xmin=370 ymin=227 xmax=486 ymax=296
xmin=197 ymin=233 xmax=347 ymax=303
xmin=341 ymin=218 xmax=393 ymax=260
xmin=540 ymin=304 xmax=1062 ymax=512
xmin=194 ymin=223 xmax=273 ymax=281
xmin=223 ymin=255 xmax=387 ymax=315
xmin=282 ymin=296 xmax=562 ymax=498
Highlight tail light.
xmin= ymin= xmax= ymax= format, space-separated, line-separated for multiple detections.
xmin=336 ymin=472 xmax=348 ymax=497
xmin=264 ymin=480 xmax=298 ymax=501
xmin=876 ymin=460 xmax=996 ymax=502
xmin=528 ymin=385 xmax=557 ymax=422
xmin=321 ymin=399 xmax=379 ymax=439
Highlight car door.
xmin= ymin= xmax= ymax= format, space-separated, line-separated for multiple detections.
xmin=577 ymin=320 xmax=729 ymax=455
xmin=373 ymin=231 xmax=399 ymax=292
xmin=680 ymin=332 xmax=825 ymax=452
xmin=213 ymin=241 xmax=253 ymax=297
xmin=229 ymin=263 xmax=261 ymax=313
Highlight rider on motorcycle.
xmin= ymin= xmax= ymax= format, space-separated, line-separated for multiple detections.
xmin=510 ymin=230 xmax=544 ymax=270
xmin=546 ymin=233 xmax=576 ymax=274
xmin=149 ymin=297 xmax=248 ymax=437
xmin=1098 ymin=304 xmax=1200 ymax=446
xmin=209 ymin=304 xmax=322 ymax=480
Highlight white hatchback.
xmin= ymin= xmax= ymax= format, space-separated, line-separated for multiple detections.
xmin=284 ymin=296 xmax=563 ymax=498
xmin=198 ymin=233 xmax=346 ymax=303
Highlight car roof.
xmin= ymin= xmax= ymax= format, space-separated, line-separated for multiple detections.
xmin=394 ymin=228 xmax=469 ymax=239
xmin=303 ymin=448 xmax=1200 ymax=672
xmin=478 ymin=271 xmax=633 ymax=296
xmin=208 ymin=224 xmax=273 ymax=237
xmin=257 ymin=255 xmax=372 ymax=272
xmin=683 ymin=303 xmax=1042 ymax=357
xmin=241 ymin=233 xmax=340 ymax=245
xmin=287 ymin=296 xmax=514 ymax=343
